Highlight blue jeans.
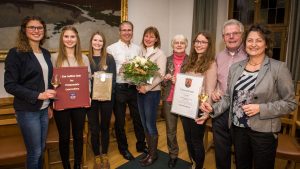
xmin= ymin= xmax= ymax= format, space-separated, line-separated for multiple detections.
xmin=16 ymin=108 xmax=49 ymax=169
xmin=137 ymin=91 xmax=161 ymax=135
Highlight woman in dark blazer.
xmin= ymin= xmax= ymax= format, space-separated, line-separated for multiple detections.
xmin=4 ymin=16 xmax=55 ymax=169
xmin=199 ymin=24 xmax=297 ymax=169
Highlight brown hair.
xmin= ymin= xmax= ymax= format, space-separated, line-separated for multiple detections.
xmin=141 ymin=26 xmax=161 ymax=49
xmin=182 ymin=31 xmax=215 ymax=73
xmin=87 ymin=31 xmax=108 ymax=70
xmin=119 ymin=21 xmax=134 ymax=31
xmin=16 ymin=16 xmax=47 ymax=52
xmin=55 ymin=25 xmax=84 ymax=67
xmin=244 ymin=24 xmax=273 ymax=57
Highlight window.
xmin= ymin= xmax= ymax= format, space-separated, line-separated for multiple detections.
xmin=229 ymin=0 xmax=290 ymax=61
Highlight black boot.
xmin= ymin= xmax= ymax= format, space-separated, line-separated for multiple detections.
xmin=62 ymin=161 xmax=71 ymax=169
xmin=139 ymin=132 xmax=151 ymax=163
xmin=140 ymin=135 xmax=158 ymax=167
xmin=74 ymin=162 xmax=82 ymax=169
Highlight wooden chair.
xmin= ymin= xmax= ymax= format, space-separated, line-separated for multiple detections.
xmin=276 ymin=95 xmax=300 ymax=169
xmin=296 ymin=81 xmax=300 ymax=96
xmin=0 ymin=105 xmax=27 ymax=167
xmin=44 ymin=118 xmax=88 ymax=169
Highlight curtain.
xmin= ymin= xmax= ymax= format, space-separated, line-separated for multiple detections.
xmin=286 ymin=0 xmax=300 ymax=83
xmin=191 ymin=0 xmax=218 ymax=40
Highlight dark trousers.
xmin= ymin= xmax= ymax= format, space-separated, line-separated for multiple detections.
xmin=54 ymin=108 xmax=86 ymax=167
xmin=212 ymin=110 xmax=232 ymax=169
xmin=163 ymin=101 xmax=179 ymax=159
xmin=114 ymin=84 xmax=146 ymax=152
xmin=232 ymin=125 xmax=278 ymax=169
xmin=87 ymin=98 xmax=113 ymax=155
xmin=181 ymin=116 xmax=205 ymax=169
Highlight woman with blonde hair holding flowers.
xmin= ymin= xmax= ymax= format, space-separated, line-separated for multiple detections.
xmin=137 ymin=26 xmax=167 ymax=167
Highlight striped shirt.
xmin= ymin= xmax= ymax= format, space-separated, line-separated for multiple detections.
xmin=232 ymin=69 xmax=258 ymax=127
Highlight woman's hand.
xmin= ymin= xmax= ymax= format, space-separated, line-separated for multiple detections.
xmin=200 ymin=102 xmax=213 ymax=114
xmin=211 ymin=91 xmax=222 ymax=102
xmin=242 ymin=104 xmax=260 ymax=117
xmin=164 ymin=73 xmax=173 ymax=81
xmin=195 ymin=113 xmax=210 ymax=125
xmin=196 ymin=102 xmax=213 ymax=124
xmin=171 ymin=75 xmax=176 ymax=84
xmin=48 ymin=107 xmax=53 ymax=119
xmin=137 ymin=85 xmax=147 ymax=94
xmin=38 ymin=89 xmax=56 ymax=100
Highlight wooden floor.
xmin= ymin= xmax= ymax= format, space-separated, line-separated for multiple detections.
xmin=57 ymin=119 xmax=299 ymax=169
xmin=2 ymin=119 xmax=299 ymax=169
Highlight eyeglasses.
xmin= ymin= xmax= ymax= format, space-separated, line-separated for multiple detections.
xmin=194 ymin=40 xmax=208 ymax=45
xmin=223 ymin=32 xmax=242 ymax=38
xmin=120 ymin=29 xmax=132 ymax=32
xmin=174 ymin=41 xmax=186 ymax=45
xmin=26 ymin=26 xmax=44 ymax=31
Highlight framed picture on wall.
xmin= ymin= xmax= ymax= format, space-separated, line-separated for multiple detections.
xmin=0 ymin=0 xmax=128 ymax=61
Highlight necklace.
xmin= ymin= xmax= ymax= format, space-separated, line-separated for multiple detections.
xmin=248 ymin=61 xmax=262 ymax=66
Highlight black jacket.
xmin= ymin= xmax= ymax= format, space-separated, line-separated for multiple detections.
xmin=4 ymin=47 xmax=53 ymax=111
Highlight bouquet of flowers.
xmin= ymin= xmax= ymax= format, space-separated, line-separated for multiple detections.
xmin=121 ymin=56 xmax=159 ymax=85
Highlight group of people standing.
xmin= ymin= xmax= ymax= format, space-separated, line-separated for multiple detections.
xmin=4 ymin=15 xmax=297 ymax=169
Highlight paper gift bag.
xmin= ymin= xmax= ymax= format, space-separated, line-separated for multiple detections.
xmin=92 ymin=71 xmax=113 ymax=101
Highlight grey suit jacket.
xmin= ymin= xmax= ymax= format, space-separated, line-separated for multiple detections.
xmin=212 ymin=56 xmax=297 ymax=133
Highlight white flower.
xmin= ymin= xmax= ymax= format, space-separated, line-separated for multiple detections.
xmin=140 ymin=58 xmax=147 ymax=65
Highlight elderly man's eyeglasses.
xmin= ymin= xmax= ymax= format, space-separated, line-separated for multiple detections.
xmin=223 ymin=32 xmax=242 ymax=38
xmin=26 ymin=26 xmax=44 ymax=31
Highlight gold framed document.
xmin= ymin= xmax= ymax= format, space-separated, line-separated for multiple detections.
xmin=171 ymin=73 xmax=204 ymax=119
xmin=92 ymin=71 xmax=113 ymax=101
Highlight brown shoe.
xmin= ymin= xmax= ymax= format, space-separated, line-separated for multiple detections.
xmin=93 ymin=155 xmax=102 ymax=169
xmin=102 ymin=154 xmax=110 ymax=169
xmin=140 ymin=135 xmax=158 ymax=167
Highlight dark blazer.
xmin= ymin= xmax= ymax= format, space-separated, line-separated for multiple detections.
xmin=161 ymin=54 xmax=188 ymax=101
xmin=4 ymin=47 xmax=53 ymax=111
xmin=212 ymin=56 xmax=297 ymax=132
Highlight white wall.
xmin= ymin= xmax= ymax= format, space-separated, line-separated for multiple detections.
xmin=0 ymin=0 xmax=228 ymax=98
xmin=128 ymin=0 xmax=193 ymax=56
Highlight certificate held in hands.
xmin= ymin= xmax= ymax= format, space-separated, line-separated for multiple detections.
xmin=92 ymin=71 xmax=113 ymax=101
xmin=53 ymin=67 xmax=90 ymax=110
xmin=171 ymin=73 xmax=204 ymax=119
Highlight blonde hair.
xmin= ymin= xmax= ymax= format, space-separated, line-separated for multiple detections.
xmin=55 ymin=25 xmax=84 ymax=67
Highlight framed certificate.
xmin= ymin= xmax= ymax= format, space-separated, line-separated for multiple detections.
xmin=171 ymin=73 xmax=204 ymax=119
xmin=53 ymin=66 xmax=90 ymax=110
xmin=92 ymin=71 xmax=113 ymax=101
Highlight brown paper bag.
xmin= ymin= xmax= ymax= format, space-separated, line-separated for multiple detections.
xmin=92 ymin=71 xmax=113 ymax=101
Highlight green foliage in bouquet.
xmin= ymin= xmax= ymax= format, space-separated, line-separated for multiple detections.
xmin=122 ymin=56 xmax=159 ymax=85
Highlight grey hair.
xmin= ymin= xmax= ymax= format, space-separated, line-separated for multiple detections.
xmin=222 ymin=19 xmax=244 ymax=34
xmin=171 ymin=34 xmax=188 ymax=48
